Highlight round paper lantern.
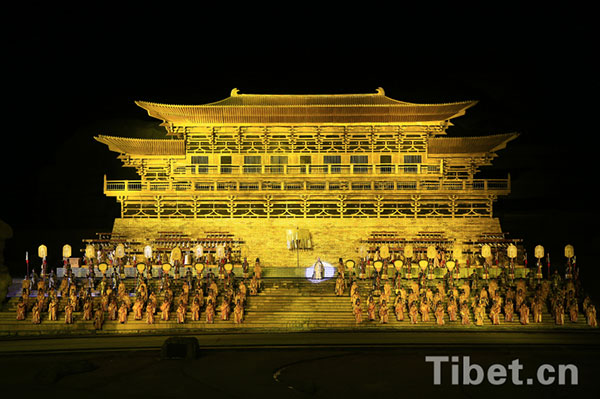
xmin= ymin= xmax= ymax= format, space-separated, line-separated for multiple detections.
xmin=38 ymin=245 xmax=48 ymax=258
xmin=404 ymin=244 xmax=414 ymax=258
xmin=427 ymin=245 xmax=437 ymax=259
xmin=507 ymin=244 xmax=518 ymax=259
xmin=373 ymin=260 xmax=383 ymax=272
xmin=394 ymin=259 xmax=403 ymax=271
xmin=446 ymin=260 xmax=456 ymax=272
xmin=564 ymin=244 xmax=574 ymax=259
xmin=534 ymin=245 xmax=545 ymax=259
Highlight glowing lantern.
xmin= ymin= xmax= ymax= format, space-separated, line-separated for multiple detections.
xmin=62 ymin=244 xmax=72 ymax=258
xmin=507 ymin=244 xmax=518 ymax=259
xmin=419 ymin=259 xmax=429 ymax=271
xmin=194 ymin=263 xmax=204 ymax=274
xmin=345 ymin=259 xmax=355 ymax=271
xmin=446 ymin=260 xmax=456 ymax=272
xmin=380 ymin=245 xmax=390 ymax=259
xmin=404 ymin=244 xmax=414 ymax=258
xmin=194 ymin=245 xmax=203 ymax=258
xmin=137 ymin=263 xmax=146 ymax=273
xmin=38 ymin=245 xmax=48 ymax=259
xmin=85 ymin=244 xmax=95 ymax=259
xmin=427 ymin=245 xmax=437 ymax=259
xmin=534 ymin=245 xmax=545 ymax=259
xmin=394 ymin=259 xmax=403 ymax=272
xmin=564 ymin=244 xmax=574 ymax=259
xmin=171 ymin=247 xmax=182 ymax=262
xmin=373 ymin=260 xmax=383 ymax=272
xmin=98 ymin=263 xmax=108 ymax=273
xmin=144 ymin=245 xmax=153 ymax=259
xmin=115 ymin=244 xmax=125 ymax=259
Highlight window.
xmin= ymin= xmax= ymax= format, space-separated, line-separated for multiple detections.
xmin=244 ymin=155 xmax=261 ymax=173
xmin=323 ymin=155 xmax=341 ymax=173
xmin=191 ymin=155 xmax=209 ymax=164
xmin=220 ymin=155 xmax=232 ymax=174
xmin=191 ymin=155 xmax=209 ymax=174
xmin=350 ymin=155 xmax=368 ymax=163
xmin=404 ymin=155 xmax=422 ymax=163
xmin=350 ymin=155 xmax=369 ymax=173
xmin=269 ymin=156 xmax=288 ymax=173
xmin=299 ymin=156 xmax=312 ymax=164
xmin=270 ymin=155 xmax=288 ymax=164
xmin=380 ymin=155 xmax=393 ymax=173
xmin=403 ymin=155 xmax=421 ymax=173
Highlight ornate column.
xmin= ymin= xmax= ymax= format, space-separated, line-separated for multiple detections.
xmin=337 ymin=194 xmax=347 ymax=218
xmin=411 ymin=195 xmax=421 ymax=218
xmin=300 ymin=195 xmax=310 ymax=218
xmin=227 ymin=195 xmax=237 ymax=218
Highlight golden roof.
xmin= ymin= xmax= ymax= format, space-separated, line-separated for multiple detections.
xmin=135 ymin=88 xmax=477 ymax=125
xmin=428 ymin=133 xmax=519 ymax=155
xmin=95 ymin=135 xmax=185 ymax=156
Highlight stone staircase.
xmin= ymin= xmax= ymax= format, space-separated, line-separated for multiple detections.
xmin=0 ymin=277 xmax=594 ymax=335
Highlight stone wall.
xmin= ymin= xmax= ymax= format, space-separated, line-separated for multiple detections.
xmin=113 ymin=217 xmax=503 ymax=268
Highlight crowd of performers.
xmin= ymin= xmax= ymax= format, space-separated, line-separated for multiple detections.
xmin=334 ymin=260 xmax=597 ymax=328
xmin=15 ymin=259 xmax=264 ymax=330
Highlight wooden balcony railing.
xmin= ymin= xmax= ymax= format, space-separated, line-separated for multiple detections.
xmin=171 ymin=163 xmax=443 ymax=176
xmin=104 ymin=175 xmax=511 ymax=195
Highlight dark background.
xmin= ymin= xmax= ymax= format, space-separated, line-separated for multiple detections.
xmin=2 ymin=13 xmax=598 ymax=295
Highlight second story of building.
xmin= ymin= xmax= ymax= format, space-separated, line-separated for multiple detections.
xmin=96 ymin=88 xmax=517 ymax=184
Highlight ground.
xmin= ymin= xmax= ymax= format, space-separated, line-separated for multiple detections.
xmin=0 ymin=331 xmax=598 ymax=398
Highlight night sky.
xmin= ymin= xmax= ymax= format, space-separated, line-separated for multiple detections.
xmin=2 ymin=14 xmax=598 ymax=293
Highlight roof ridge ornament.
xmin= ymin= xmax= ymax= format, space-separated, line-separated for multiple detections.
xmin=231 ymin=88 xmax=240 ymax=96
xmin=376 ymin=87 xmax=385 ymax=95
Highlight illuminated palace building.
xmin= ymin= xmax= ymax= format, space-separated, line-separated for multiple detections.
xmin=96 ymin=88 xmax=520 ymax=269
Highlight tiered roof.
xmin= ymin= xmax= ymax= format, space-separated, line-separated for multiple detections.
xmin=94 ymin=135 xmax=185 ymax=156
xmin=135 ymin=88 xmax=477 ymax=125
xmin=428 ymin=133 xmax=519 ymax=156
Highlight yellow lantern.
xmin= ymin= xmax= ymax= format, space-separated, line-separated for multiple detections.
xmin=394 ymin=259 xmax=403 ymax=272
xmin=373 ymin=260 xmax=383 ymax=272
xmin=427 ymin=245 xmax=437 ymax=259
xmin=564 ymin=244 xmax=574 ymax=259
xmin=62 ymin=244 xmax=72 ymax=258
xmin=446 ymin=260 xmax=456 ymax=272
xmin=38 ymin=244 xmax=48 ymax=258
xmin=404 ymin=244 xmax=414 ymax=259
xmin=98 ymin=263 xmax=108 ymax=273
xmin=171 ymin=247 xmax=182 ymax=262
xmin=481 ymin=244 xmax=492 ymax=259
xmin=419 ymin=259 xmax=429 ymax=271
xmin=85 ymin=244 xmax=95 ymax=259
xmin=137 ymin=263 xmax=146 ymax=273
xmin=115 ymin=244 xmax=125 ymax=259
xmin=144 ymin=245 xmax=153 ymax=259
xmin=507 ymin=244 xmax=518 ymax=259
xmin=380 ymin=245 xmax=390 ymax=259
xmin=345 ymin=259 xmax=355 ymax=270
xmin=194 ymin=263 xmax=204 ymax=274
xmin=162 ymin=263 xmax=172 ymax=273
xmin=224 ymin=263 xmax=233 ymax=273
xmin=534 ymin=245 xmax=545 ymax=259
